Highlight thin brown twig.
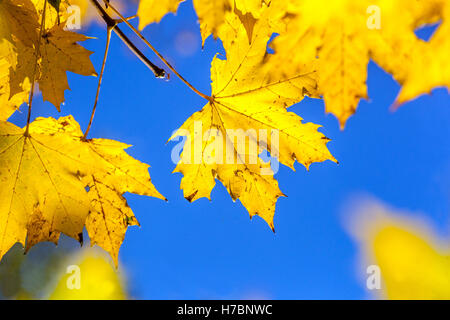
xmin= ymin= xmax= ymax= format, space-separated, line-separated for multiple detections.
xmin=89 ymin=0 xmax=166 ymax=78
xmin=83 ymin=27 xmax=112 ymax=140
xmin=25 ymin=0 xmax=47 ymax=136
xmin=101 ymin=0 xmax=213 ymax=102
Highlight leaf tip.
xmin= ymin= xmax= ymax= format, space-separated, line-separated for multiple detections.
xmin=270 ymin=223 xmax=276 ymax=234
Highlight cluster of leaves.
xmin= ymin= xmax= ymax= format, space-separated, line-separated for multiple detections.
xmin=0 ymin=0 xmax=448 ymax=264
xmin=0 ymin=0 xmax=164 ymax=265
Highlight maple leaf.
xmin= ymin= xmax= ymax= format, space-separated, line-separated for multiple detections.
xmin=37 ymin=25 xmax=97 ymax=107
xmin=393 ymin=1 xmax=450 ymax=104
xmin=0 ymin=0 xmax=97 ymax=112
xmin=170 ymin=8 xmax=336 ymax=229
xmin=265 ymin=0 xmax=448 ymax=128
xmin=9 ymin=24 xmax=97 ymax=109
xmin=0 ymin=116 xmax=164 ymax=264
xmin=193 ymin=0 xmax=232 ymax=45
xmin=0 ymin=0 xmax=39 ymax=67
xmin=137 ymin=0 xmax=263 ymax=45
xmin=0 ymin=0 xmax=38 ymax=119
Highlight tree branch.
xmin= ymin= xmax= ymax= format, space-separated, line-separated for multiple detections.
xmin=101 ymin=0 xmax=213 ymax=102
xmin=89 ymin=0 xmax=166 ymax=78
xmin=83 ymin=26 xmax=112 ymax=140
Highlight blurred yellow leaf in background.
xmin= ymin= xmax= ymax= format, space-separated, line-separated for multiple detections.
xmin=373 ymin=225 xmax=450 ymax=299
xmin=0 ymin=245 xmax=129 ymax=300
xmin=348 ymin=199 xmax=450 ymax=300
xmin=49 ymin=250 xmax=126 ymax=300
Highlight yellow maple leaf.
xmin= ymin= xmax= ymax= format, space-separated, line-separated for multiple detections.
xmin=37 ymin=25 xmax=97 ymax=107
xmin=0 ymin=116 xmax=164 ymax=264
xmin=1 ymin=0 xmax=97 ymax=111
xmin=170 ymin=7 xmax=336 ymax=229
xmin=394 ymin=1 xmax=450 ymax=104
xmin=137 ymin=0 xmax=264 ymax=45
xmin=0 ymin=0 xmax=39 ymax=67
xmin=9 ymin=24 xmax=97 ymax=109
xmin=265 ymin=0 xmax=448 ymax=128
xmin=193 ymin=0 xmax=232 ymax=45
xmin=0 ymin=0 xmax=38 ymax=119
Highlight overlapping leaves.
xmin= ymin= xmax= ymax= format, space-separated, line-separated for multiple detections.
xmin=0 ymin=0 xmax=449 ymax=263
xmin=0 ymin=116 xmax=164 ymax=265
xmin=137 ymin=0 xmax=264 ymax=45
xmin=265 ymin=0 xmax=450 ymax=127
xmin=0 ymin=0 xmax=96 ymax=114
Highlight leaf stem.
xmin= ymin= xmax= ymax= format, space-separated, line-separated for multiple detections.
xmin=83 ymin=27 xmax=112 ymax=140
xmin=25 ymin=0 xmax=47 ymax=136
xmin=100 ymin=0 xmax=213 ymax=102
xmin=89 ymin=0 xmax=166 ymax=78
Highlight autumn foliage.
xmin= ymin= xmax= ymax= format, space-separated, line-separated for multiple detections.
xmin=0 ymin=0 xmax=448 ymax=265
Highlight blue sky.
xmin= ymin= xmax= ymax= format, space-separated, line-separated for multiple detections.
xmin=9 ymin=1 xmax=450 ymax=299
